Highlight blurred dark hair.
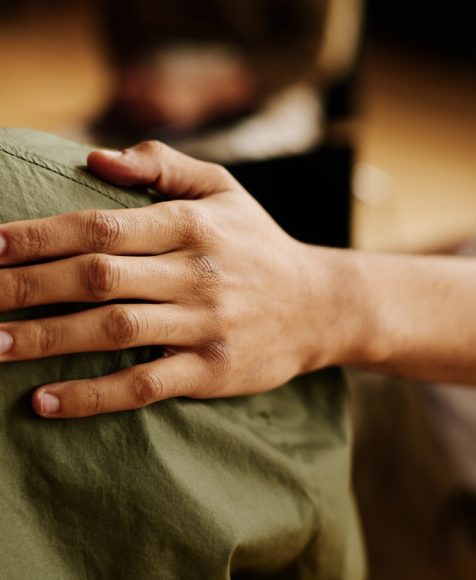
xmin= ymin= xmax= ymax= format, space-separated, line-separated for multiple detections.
xmin=101 ymin=0 xmax=329 ymax=100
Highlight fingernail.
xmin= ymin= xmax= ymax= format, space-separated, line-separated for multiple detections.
xmin=0 ymin=330 xmax=13 ymax=354
xmin=0 ymin=233 xmax=7 ymax=256
xmin=101 ymin=149 xmax=123 ymax=158
xmin=40 ymin=392 xmax=60 ymax=415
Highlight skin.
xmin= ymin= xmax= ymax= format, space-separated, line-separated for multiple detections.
xmin=0 ymin=141 xmax=475 ymax=419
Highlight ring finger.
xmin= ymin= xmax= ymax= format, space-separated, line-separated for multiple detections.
xmin=0 ymin=303 xmax=204 ymax=361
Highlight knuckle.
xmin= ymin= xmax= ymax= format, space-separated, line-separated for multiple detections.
xmin=104 ymin=306 xmax=141 ymax=346
xmin=36 ymin=320 xmax=58 ymax=355
xmin=17 ymin=223 xmax=48 ymax=259
xmin=141 ymin=139 xmax=166 ymax=157
xmin=188 ymin=254 xmax=221 ymax=288
xmin=200 ymin=339 xmax=231 ymax=375
xmin=168 ymin=202 xmax=196 ymax=245
xmin=25 ymin=224 xmax=48 ymax=257
xmin=177 ymin=204 xmax=214 ymax=247
xmin=86 ymin=382 xmax=104 ymax=415
xmin=11 ymin=269 xmax=36 ymax=309
xmin=131 ymin=370 xmax=165 ymax=407
xmin=84 ymin=254 xmax=120 ymax=300
xmin=84 ymin=210 xmax=121 ymax=253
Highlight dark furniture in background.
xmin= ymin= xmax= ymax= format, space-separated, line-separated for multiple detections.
xmin=227 ymin=142 xmax=353 ymax=248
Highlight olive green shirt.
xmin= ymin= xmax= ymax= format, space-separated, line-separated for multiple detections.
xmin=0 ymin=128 xmax=363 ymax=579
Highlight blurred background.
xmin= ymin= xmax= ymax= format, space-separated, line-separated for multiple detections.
xmin=1 ymin=0 xmax=475 ymax=253
xmin=1 ymin=1 xmax=475 ymax=578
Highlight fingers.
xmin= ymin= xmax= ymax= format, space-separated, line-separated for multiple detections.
xmin=0 ymin=253 xmax=190 ymax=311
xmin=0 ymin=140 xmax=240 ymax=266
xmin=87 ymin=140 xmax=237 ymax=199
xmin=0 ymin=202 xmax=208 ymax=265
xmin=32 ymin=352 xmax=206 ymax=418
xmin=0 ymin=304 xmax=205 ymax=361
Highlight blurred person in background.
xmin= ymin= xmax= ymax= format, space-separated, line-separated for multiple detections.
xmin=93 ymin=0 xmax=363 ymax=262
xmin=96 ymin=0 xmax=348 ymax=128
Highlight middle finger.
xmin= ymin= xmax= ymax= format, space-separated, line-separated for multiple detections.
xmin=0 ymin=253 xmax=191 ymax=311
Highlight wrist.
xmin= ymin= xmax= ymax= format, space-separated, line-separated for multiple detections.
xmin=296 ymin=245 xmax=380 ymax=372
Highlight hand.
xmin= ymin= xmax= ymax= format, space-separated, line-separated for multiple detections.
xmin=0 ymin=141 xmax=334 ymax=419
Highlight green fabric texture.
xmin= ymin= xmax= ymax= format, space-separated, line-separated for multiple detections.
xmin=0 ymin=128 xmax=363 ymax=580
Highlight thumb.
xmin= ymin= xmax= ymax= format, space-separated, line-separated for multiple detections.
xmin=87 ymin=140 xmax=236 ymax=199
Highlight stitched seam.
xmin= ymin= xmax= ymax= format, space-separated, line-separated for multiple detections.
xmin=0 ymin=145 xmax=129 ymax=208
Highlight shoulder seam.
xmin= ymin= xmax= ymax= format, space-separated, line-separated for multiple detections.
xmin=0 ymin=145 xmax=129 ymax=208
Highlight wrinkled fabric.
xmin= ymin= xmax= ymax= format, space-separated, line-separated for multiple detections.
xmin=0 ymin=129 xmax=364 ymax=580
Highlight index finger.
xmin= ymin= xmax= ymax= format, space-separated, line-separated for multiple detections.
xmin=0 ymin=203 xmax=190 ymax=265
xmin=0 ymin=139 xmax=238 ymax=265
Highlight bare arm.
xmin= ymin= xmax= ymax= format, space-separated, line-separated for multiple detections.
xmin=300 ymin=247 xmax=476 ymax=384
xmin=0 ymin=141 xmax=474 ymax=420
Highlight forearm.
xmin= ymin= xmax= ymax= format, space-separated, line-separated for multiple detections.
xmin=304 ymin=246 xmax=476 ymax=384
